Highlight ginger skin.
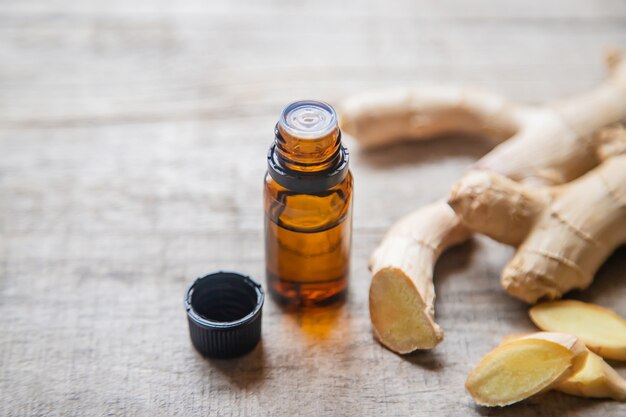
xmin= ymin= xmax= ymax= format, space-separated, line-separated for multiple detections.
xmin=344 ymin=52 xmax=626 ymax=353
xmin=449 ymin=149 xmax=626 ymax=304
xmin=369 ymin=203 xmax=468 ymax=351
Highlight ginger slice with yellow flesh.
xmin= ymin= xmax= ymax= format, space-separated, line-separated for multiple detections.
xmin=530 ymin=300 xmax=626 ymax=361
xmin=557 ymin=350 xmax=626 ymax=401
xmin=369 ymin=268 xmax=442 ymax=352
xmin=466 ymin=332 xmax=586 ymax=407
xmin=500 ymin=331 xmax=626 ymax=401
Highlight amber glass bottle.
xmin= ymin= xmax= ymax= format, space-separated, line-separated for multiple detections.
xmin=264 ymin=100 xmax=353 ymax=307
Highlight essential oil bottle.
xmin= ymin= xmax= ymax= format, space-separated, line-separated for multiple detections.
xmin=264 ymin=100 xmax=353 ymax=307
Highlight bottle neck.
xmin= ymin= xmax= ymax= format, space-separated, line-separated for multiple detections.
xmin=267 ymin=100 xmax=349 ymax=193
xmin=274 ymin=124 xmax=342 ymax=173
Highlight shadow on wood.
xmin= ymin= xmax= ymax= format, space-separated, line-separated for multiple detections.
xmin=433 ymin=239 xmax=478 ymax=293
xmin=474 ymin=391 xmax=603 ymax=417
xmin=203 ymin=341 xmax=268 ymax=390
xmin=571 ymin=245 xmax=626 ymax=307
xmin=399 ymin=348 xmax=446 ymax=372
xmin=354 ymin=133 xmax=494 ymax=170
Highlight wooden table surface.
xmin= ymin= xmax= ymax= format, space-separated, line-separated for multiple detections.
xmin=2 ymin=1 xmax=626 ymax=416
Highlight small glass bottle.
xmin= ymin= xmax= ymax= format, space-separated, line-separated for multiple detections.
xmin=264 ymin=100 xmax=353 ymax=307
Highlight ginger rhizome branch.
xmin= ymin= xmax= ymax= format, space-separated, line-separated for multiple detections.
xmin=449 ymin=148 xmax=626 ymax=304
xmin=341 ymin=51 xmax=626 ymax=353
xmin=368 ymin=203 xmax=468 ymax=351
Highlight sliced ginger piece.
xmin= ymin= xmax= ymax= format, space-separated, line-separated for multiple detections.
xmin=556 ymin=351 xmax=626 ymax=401
xmin=369 ymin=267 xmax=442 ymax=352
xmin=501 ymin=332 xmax=626 ymax=401
xmin=466 ymin=339 xmax=573 ymax=407
xmin=504 ymin=332 xmax=587 ymax=356
xmin=466 ymin=333 xmax=584 ymax=407
xmin=468 ymin=332 xmax=586 ymax=406
xmin=530 ymin=300 xmax=626 ymax=361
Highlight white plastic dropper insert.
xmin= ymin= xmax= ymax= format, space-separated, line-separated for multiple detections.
xmin=278 ymin=100 xmax=338 ymax=140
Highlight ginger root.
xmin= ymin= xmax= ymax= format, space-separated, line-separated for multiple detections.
xmin=449 ymin=150 xmax=626 ymax=304
xmin=466 ymin=332 xmax=586 ymax=407
xmin=348 ymin=51 xmax=626 ymax=353
xmin=368 ymin=202 xmax=468 ymax=351
xmin=530 ymin=300 xmax=626 ymax=361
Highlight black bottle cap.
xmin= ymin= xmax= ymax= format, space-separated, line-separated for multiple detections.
xmin=184 ymin=271 xmax=264 ymax=359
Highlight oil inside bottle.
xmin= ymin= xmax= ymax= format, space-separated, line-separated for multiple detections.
xmin=264 ymin=100 xmax=353 ymax=307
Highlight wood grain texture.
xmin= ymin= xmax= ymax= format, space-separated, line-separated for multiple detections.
xmin=1 ymin=1 xmax=625 ymax=416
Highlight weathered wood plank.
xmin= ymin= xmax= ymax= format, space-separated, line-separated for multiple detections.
xmin=1 ymin=1 xmax=625 ymax=416
xmin=1 ymin=2 xmax=626 ymax=126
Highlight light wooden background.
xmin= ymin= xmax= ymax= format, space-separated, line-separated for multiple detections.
xmin=1 ymin=1 xmax=625 ymax=416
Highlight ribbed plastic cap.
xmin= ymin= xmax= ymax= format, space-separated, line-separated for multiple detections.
xmin=184 ymin=271 xmax=264 ymax=358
